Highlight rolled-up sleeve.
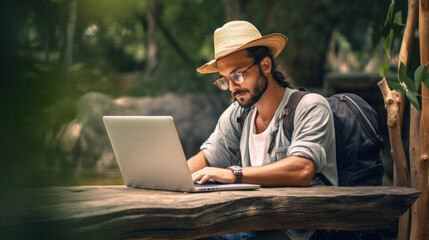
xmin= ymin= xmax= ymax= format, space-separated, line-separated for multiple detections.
xmin=286 ymin=95 xmax=335 ymax=173
xmin=200 ymin=102 xmax=242 ymax=168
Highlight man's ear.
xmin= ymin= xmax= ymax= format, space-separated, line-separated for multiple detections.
xmin=260 ymin=56 xmax=272 ymax=75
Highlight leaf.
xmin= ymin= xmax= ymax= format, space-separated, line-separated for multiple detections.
xmin=424 ymin=73 xmax=429 ymax=89
xmin=386 ymin=76 xmax=405 ymax=93
xmin=393 ymin=11 xmax=405 ymax=26
xmin=406 ymin=91 xmax=420 ymax=110
xmin=384 ymin=1 xmax=395 ymax=27
xmin=414 ymin=65 xmax=427 ymax=91
xmin=384 ymin=29 xmax=393 ymax=59
xmin=398 ymin=62 xmax=417 ymax=93
xmin=380 ymin=61 xmax=390 ymax=78
xmin=420 ymin=64 xmax=429 ymax=89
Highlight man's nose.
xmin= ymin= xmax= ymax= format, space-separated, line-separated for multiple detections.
xmin=229 ymin=79 xmax=240 ymax=92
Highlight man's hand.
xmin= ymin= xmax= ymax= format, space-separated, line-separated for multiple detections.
xmin=192 ymin=167 xmax=236 ymax=184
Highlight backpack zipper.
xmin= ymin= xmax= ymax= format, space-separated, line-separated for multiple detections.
xmin=340 ymin=94 xmax=383 ymax=143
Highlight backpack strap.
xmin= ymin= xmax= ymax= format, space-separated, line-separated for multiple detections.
xmin=281 ymin=91 xmax=333 ymax=186
xmin=283 ymin=90 xmax=308 ymax=142
xmin=234 ymin=107 xmax=252 ymax=166
xmin=234 ymin=91 xmax=333 ymax=185
xmin=266 ymin=90 xmax=308 ymax=154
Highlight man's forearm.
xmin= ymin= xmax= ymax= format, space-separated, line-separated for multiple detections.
xmin=242 ymin=156 xmax=316 ymax=186
xmin=190 ymin=154 xmax=316 ymax=186
xmin=187 ymin=151 xmax=211 ymax=174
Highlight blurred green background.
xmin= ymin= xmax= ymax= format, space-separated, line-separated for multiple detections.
xmin=1 ymin=0 xmax=400 ymax=188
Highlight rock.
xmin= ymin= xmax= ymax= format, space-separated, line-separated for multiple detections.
xmin=45 ymin=92 xmax=228 ymax=172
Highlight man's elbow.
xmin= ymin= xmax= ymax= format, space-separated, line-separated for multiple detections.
xmin=298 ymin=164 xmax=316 ymax=186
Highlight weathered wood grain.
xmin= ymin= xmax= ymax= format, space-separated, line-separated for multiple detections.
xmin=0 ymin=185 xmax=420 ymax=240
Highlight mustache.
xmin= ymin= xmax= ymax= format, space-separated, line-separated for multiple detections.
xmin=232 ymin=89 xmax=249 ymax=98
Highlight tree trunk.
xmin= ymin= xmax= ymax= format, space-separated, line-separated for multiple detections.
xmin=377 ymin=79 xmax=410 ymax=238
xmin=416 ymin=0 xmax=429 ymax=239
xmin=397 ymin=0 xmax=419 ymax=238
xmin=259 ymin=0 xmax=278 ymax=31
xmin=223 ymin=0 xmax=241 ymax=22
xmin=378 ymin=80 xmax=410 ymax=186
xmin=409 ymin=106 xmax=421 ymax=239
xmin=65 ymin=0 xmax=77 ymax=70
xmin=144 ymin=0 xmax=158 ymax=79
xmin=147 ymin=1 xmax=191 ymax=63
xmin=407 ymin=2 xmax=421 ymax=237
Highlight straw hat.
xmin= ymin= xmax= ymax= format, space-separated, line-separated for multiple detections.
xmin=197 ymin=20 xmax=288 ymax=74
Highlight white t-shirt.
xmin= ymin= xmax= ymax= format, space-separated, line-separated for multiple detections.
xmin=248 ymin=109 xmax=274 ymax=167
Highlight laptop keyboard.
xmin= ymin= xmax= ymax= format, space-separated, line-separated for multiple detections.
xmin=194 ymin=183 xmax=219 ymax=187
xmin=194 ymin=183 xmax=222 ymax=191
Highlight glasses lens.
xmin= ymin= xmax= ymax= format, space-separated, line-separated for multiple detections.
xmin=231 ymin=72 xmax=244 ymax=84
xmin=215 ymin=77 xmax=229 ymax=90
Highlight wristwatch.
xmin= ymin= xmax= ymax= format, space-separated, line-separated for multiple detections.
xmin=227 ymin=166 xmax=243 ymax=183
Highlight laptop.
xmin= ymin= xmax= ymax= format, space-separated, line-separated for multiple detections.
xmin=103 ymin=116 xmax=260 ymax=192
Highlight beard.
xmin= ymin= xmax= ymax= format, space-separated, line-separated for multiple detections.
xmin=232 ymin=73 xmax=268 ymax=108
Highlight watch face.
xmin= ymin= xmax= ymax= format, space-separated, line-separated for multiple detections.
xmin=231 ymin=166 xmax=241 ymax=171
xmin=228 ymin=166 xmax=242 ymax=183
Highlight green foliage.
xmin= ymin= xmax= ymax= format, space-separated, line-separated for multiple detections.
xmin=380 ymin=61 xmax=390 ymax=78
xmin=382 ymin=0 xmax=407 ymax=59
xmin=384 ymin=29 xmax=394 ymax=59
xmin=383 ymin=1 xmax=395 ymax=59
xmin=0 ymin=0 xmax=395 ymax=187
xmin=386 ymin=75 xmax=405 ymax=94
xmin=380 ymin=0 xmax=427 ymax=111
xmin=415 ymin=64 xmax=429 ymax=90
xmin=399 ymin=62 xmax=419 ymax=109
xmin=386 ymin=62 xmax=428 ymax=110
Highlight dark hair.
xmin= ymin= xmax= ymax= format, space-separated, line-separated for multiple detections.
xmin=245 ymin=46 xmax=294 ymax=89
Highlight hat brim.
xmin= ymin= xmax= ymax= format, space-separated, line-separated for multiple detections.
xmin=197 ymin=33 xmax=287 ymax=74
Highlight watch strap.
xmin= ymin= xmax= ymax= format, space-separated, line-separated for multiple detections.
xmin=227 ymin=166 xmax=243 ymax=183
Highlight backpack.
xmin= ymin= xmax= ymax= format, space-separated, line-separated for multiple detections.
xmin=237 ymin=90 xmax=384 ymax=186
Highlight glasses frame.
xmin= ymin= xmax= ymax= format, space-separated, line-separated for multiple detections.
xmin=213 ymin=62 xmax=257 ymax=91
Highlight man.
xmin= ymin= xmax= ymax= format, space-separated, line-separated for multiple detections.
xmin=188 ymin=20 xmax=337 ymax=240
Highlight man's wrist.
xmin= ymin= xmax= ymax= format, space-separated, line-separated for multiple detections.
xmin=227 ymin=166 xmax=242 ymax=183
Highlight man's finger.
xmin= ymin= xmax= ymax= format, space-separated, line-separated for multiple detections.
xmin=191 ymin=170 xmax=203 ymax=183
xmin=199 ymin=173 xmax=212 ymax=184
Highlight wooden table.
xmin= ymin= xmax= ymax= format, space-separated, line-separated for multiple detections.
xmin=0 ymin=185 xmax=420 ymax=239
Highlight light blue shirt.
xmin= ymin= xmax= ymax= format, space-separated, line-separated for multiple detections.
xmin=200 ymin=88 xmax=337 ymax=239
xmin=201 ymin=87 xmax=338 ymax=186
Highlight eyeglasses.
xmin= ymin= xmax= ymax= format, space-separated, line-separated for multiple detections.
xmin=213 ymin=62 xmax=256 ymax=91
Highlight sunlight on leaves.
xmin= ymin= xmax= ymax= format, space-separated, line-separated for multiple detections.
xmin=398 ymin=62 xmax=417 ymax=93
xmin=380 ymin=61 xmax=390 ymax=78
xmin=414 ymin=65 xmax=427 ymax=90
xmin=398 ymin=62 xmax=421 ymax=110
xmin=416 ymin=64 xmax=429 ymax=89
xmin=384 ymin=29 xmax=393 ymax=59
xmin=393 ymin=11 xmax=405 ymax=26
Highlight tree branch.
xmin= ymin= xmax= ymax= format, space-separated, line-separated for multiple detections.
xmin=147 ymin=1 xmax=192 ymax=63
xmin=144 ymin=0 xmax=158 ymax=79
xmin=396 ymin=0 xmax=419 ymax=239
xmin=65 ymin=0 xmax=77 ymax=71
xmin=378 ymin=79 xmax=410 ymax=189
